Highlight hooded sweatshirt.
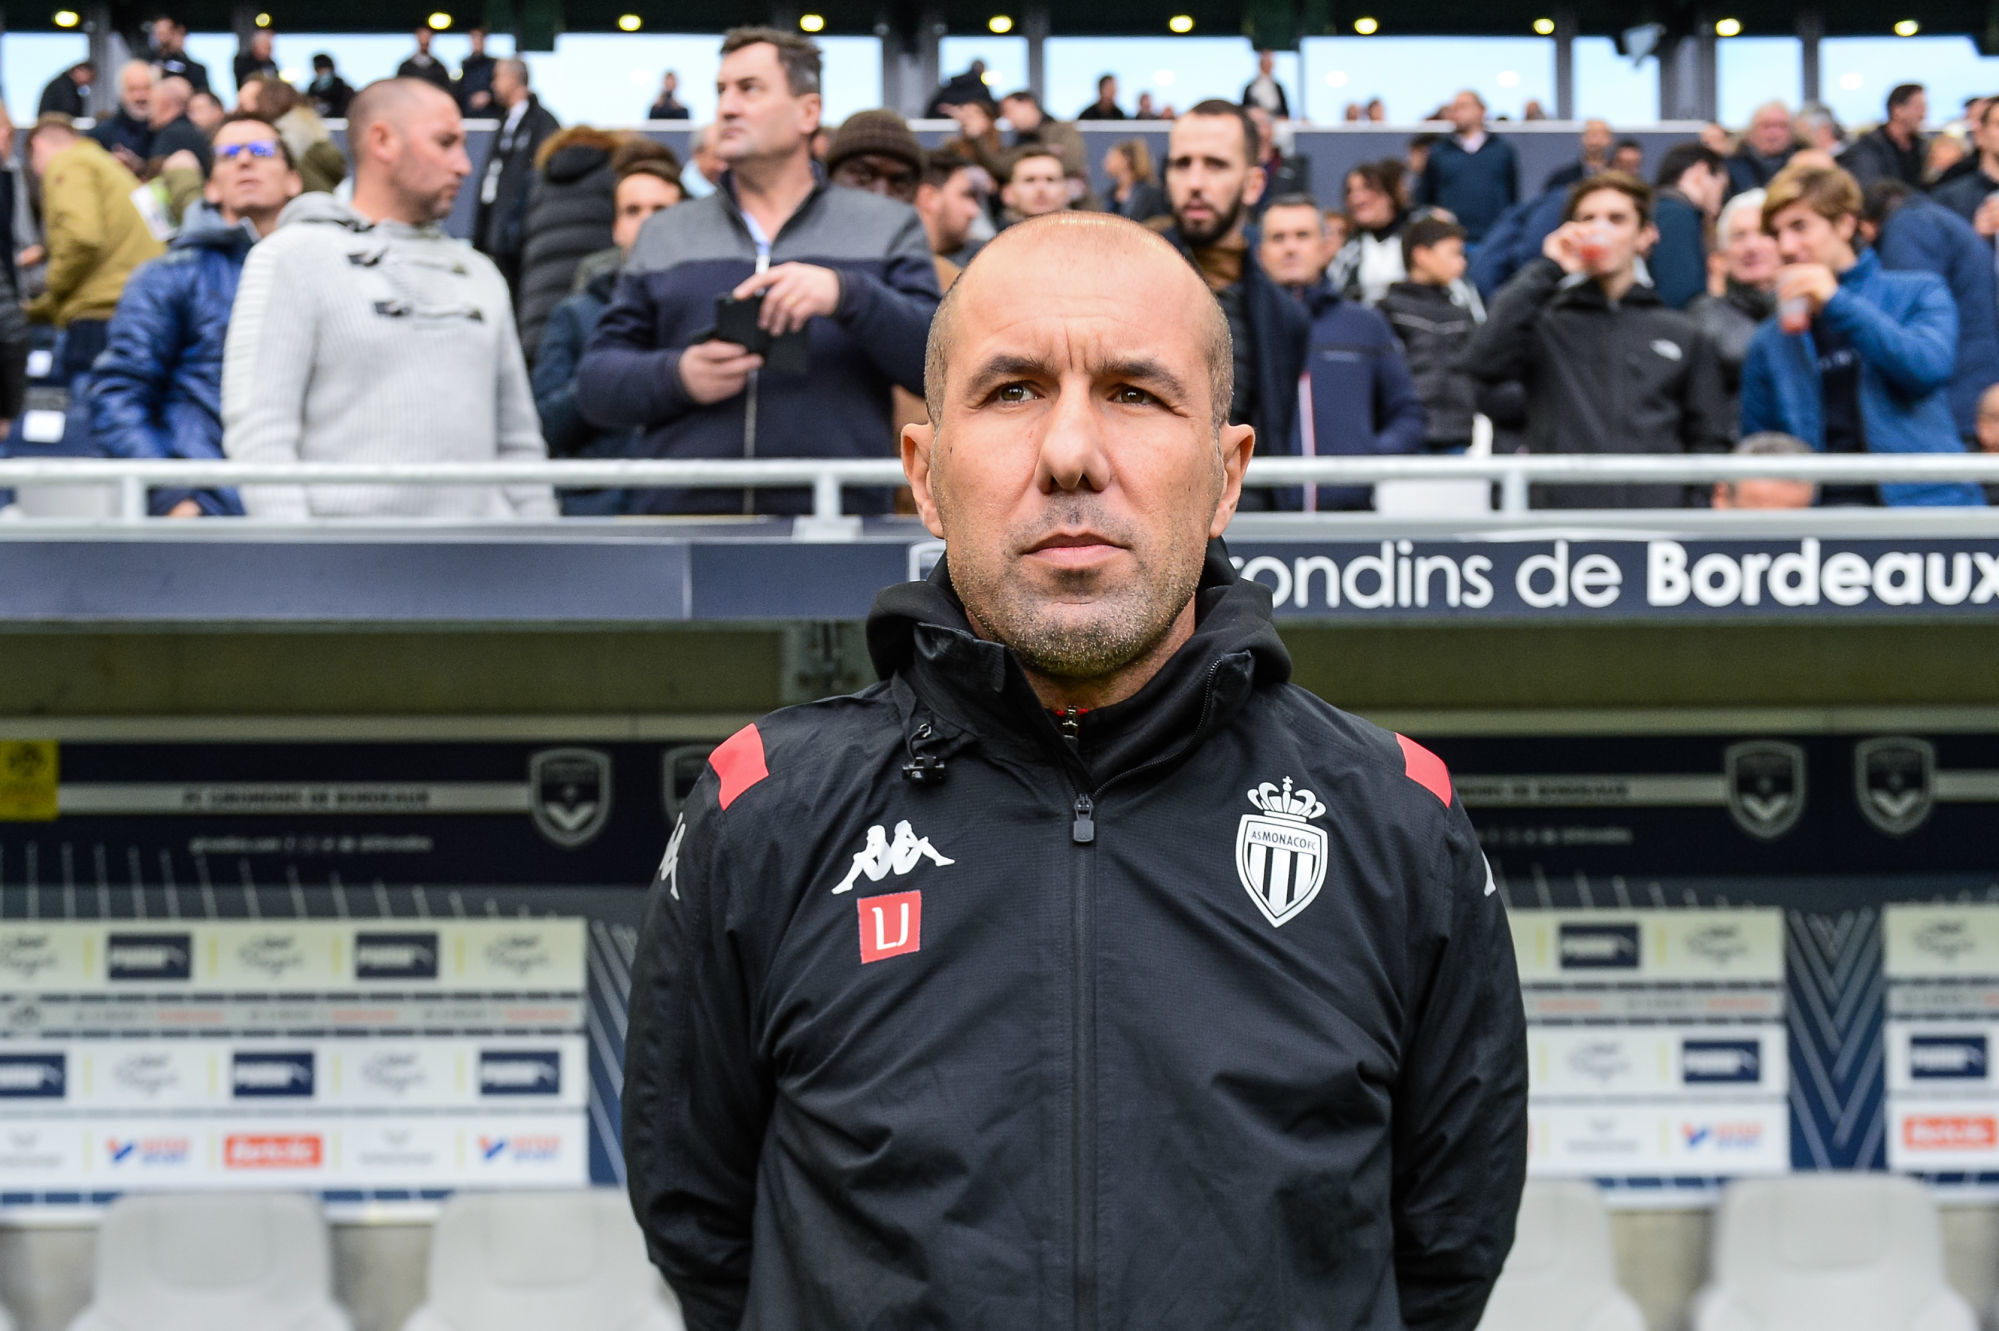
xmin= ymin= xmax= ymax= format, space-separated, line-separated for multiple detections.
xmin=220 ymin=192 xmax=556 ymax=521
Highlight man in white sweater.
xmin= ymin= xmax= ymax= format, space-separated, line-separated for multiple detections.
xmin=221 ymin=77 xmax=556 ymax=521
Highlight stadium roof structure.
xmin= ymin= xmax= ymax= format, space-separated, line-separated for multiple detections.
xmin=26 ymin=0 xmax=1999 ymax=43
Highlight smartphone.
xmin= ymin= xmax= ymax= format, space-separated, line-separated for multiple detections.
xmin=709 ymin=292 xmax=810 ymax=375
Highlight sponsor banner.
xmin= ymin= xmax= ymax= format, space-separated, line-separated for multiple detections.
xmin=1889 ymin=1104 xmax=1999 ymax=1171
xmin=1524 ymin=989 xmax=1786 ymax=1024
xmin=97 ymin=1126 xmax=200 ymax=1185
xmin=1529 ymin=1102 xmax=1791 ymax=1177
xmin=73 ymin=1043 xmax=219 ymax=1110
xmin=0 ymin=1122 xmax=89 ymax=1186
xmin=1884 ymin=905 xmax=1999 ymax=979
xmin=206 ymin=924 xmax=345 ymax=989
xmin=1530 ymin=1027 xmax=1787 ymax=1100
xmin=328 ymin=1119 xmax=460 ymax=1185
xmin=0 ymin=1052 xmax=66 ymax=1101
xmin=1888 ymin=1029 xmax=1994 ymax=1091
xmin=0 ymin=926 xmax=96 ymax=992
xmin=0 ymin=995 xmax=587 ymax=1039
xmin=1513 ymin=910 xmax=1787 ymax=984
xmin=324 ymin=1039 xmax=584 ymax=1110
xmin=465 ymin=1116 xmax=590 ymax=1185
xmin=450 ymin=920 xmax=588 ymax=991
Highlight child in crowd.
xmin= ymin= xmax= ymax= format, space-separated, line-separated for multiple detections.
xmin=1377 ymin=216 xmax=1481 ymax=454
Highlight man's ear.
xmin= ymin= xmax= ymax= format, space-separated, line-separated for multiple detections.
xmin=1243 ymin=162 xmax=1267 ymax=209
xmin=1209 ymin=422 xmax=1256 ymax=537
xmin=902 ymin=421 xmax=946 ymax=539
xmin=1638 ymin=222 xmax=1659 ymax=257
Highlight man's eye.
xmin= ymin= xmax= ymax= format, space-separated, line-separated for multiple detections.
xmin=1113 ymin=386 xmax=1158 ymax=406
xmin=995 ymin=383 xmax=1038 ymax=402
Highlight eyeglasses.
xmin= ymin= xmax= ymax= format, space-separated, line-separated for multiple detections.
xmin=216 ymin=140 xmax=280 ymax=160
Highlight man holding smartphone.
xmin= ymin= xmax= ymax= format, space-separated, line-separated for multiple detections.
xmin=578 ymin=27 xmax=940 ymax=515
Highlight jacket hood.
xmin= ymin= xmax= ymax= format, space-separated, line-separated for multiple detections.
xmin=866 ymin=539 xmax=1292 ymax=779
xmin=538 ymin=126 xmax=621 ymax=183
xmin=578 ymin=246 xmax=623 ymax=296
xmin=171 ymin=215 xmax=259 ymax=254
xmin=275 ymin=191 xmax=441 ymax=238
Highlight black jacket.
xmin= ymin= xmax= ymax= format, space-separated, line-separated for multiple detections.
xmin=1838 ymin=126 xmax=1927 ymax=190
xmin=1159 ymin=225 xmax=1309 ymax=510
xmin=87 ymin=108 xmax=151 ymax=163
xmin=1379 ymin=280 xmax=1480 ymax=445
xmin=1462 ymin=256 xmax=1729 ymax=507
xmin=1931 ymin=164 xmax=1999 ymax=225
xmin=515 ymin=128 xmax=619 ymax=361
xmin=474 ymin=95 xmax=562 ymax=280
xmin=37 ymin=70 xmax=88 ymax=119
xmin=1690 ymin=281 xmax=1774 ymax=432
xmin=624 ymin=544 xmax=1529 ymax=1331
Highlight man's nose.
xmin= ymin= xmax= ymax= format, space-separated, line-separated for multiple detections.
xmin=1034 ymin=378 xmax=1112 ymax=494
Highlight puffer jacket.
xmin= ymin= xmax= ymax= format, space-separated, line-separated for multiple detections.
xmin=87 ymin=218 xmax=252 ymax=516
xmin=532 ymin=249 xmax=639 ymax=515
xmin=1378 ymin=280 xmax=1480 ymax=445
xmin=516 ymin=127 xmax=622 ymax=361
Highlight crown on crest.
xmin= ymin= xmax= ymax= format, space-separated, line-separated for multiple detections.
xmin=1245 ymin=778 xmax=1325 ymax=822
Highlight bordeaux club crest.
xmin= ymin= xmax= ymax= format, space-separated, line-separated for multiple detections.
xmin=1236 ymin=778 xmax=1329 ymax=928
xmin=530 ymin=747 xmax=612 ymax=848
xmin=1855 ymin=736 xmax=1935 ymax=837
xmin=1723 ymin=741 xmax=1805 ymax=841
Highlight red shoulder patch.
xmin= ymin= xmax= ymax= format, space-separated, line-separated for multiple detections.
xmin=709 ymin=724 xmax=769 ymax=811
xmin=1395 ymin=734 xmax=1452 ymax=807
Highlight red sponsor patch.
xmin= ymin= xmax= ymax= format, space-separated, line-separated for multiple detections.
xmin=709 ymin=724 xmax=769 ymax=811
xmin=224 ymin=1133 xmax=323 ymax=1169
xmin=1396 ymin=734 xmax=1452 ymax=806
xmin=1903 ymin=1115 xmax=1998 ymax=1151
xmin=858 ymin=890 xmax=923 ymax=964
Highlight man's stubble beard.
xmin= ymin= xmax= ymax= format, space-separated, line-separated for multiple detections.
xmin=1174 ymin=187 xmax=1246 ymax=249
xmin=938 ymin=485 xmax=1210 ymax=684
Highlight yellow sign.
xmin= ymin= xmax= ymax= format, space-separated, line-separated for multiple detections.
xmin=0 ymin=741 xmax=57 ymax=820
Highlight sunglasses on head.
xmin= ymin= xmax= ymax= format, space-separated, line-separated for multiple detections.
xmin=216 ymin=141 xmax=280 ymax=160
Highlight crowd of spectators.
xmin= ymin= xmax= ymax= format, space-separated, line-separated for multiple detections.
xmin=0 ymin=22 xmax=1992 ymax=519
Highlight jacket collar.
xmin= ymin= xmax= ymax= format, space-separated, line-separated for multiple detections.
xmin=717 ymin=160 xmax=828 ymax=223
xmin=1839 ymin=248 xmax=1881 ymax=288
xmin=866 ymin=540 xmax=1292 ymax=785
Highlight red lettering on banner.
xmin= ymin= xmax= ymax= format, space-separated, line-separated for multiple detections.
xmin=1903 ymin=1116 xmax=1998 ymax=1151
xmin=224 ymin=1133 xmax=324 ymax=1169
xmin=858 ymin=891 xmax=923 ymax=964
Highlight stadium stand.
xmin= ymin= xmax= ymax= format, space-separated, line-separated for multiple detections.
xmin=1474 ymin=1182 xmax=1645 ymax=1331
xmin=401 ymin=1191 xmax=682 ymax=1331
xmin=1688 ymin=1175 xmax=1978 ymax=1331
xmin=68 ymin=1193 xmax=351 ymax=1331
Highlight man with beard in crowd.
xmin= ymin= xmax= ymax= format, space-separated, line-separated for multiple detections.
xmin=1728 ymin=102 xmax=1798 ymax=196
xmin=89 ymin=61 xmax=155 ymax=173
xmin=1161 ymin=98 xmax=1307 ymax=509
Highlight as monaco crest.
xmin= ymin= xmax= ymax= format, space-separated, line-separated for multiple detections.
xmin=1236 ymin=778 xmax=1329 ymax=928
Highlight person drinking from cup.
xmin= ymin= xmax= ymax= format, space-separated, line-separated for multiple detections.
xmin=1738 ymin=162 xmax=1986 ymax=507
xmin=1460 ymin=170 xmax=1730 ymax=508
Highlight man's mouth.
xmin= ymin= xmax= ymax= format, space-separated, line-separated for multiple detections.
xmin=1025 ymin=532 xmax=1123 ymax=569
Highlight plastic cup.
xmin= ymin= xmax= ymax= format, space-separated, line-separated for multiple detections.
xmin=1779 ymin=295 xmax=1811 ymax=335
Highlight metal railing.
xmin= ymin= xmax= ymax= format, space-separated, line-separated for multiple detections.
xmin=0 ymin=454 xmax=1995 ymax=524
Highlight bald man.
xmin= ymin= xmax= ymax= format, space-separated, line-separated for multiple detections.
xmin=624 ymin=212 xmax=1527 ymax=1331
xmin=146 ymin=74 xmax=211 ymax=174
xmin=221 ymin=78 xmax=554 ymax=521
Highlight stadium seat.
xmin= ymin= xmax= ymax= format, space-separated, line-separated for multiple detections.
xmin=1689 ymin=1174 xmax=1976 ymax=1331
xmin=401 ymin=1190 xmax=683 ymax=1331
xmin=69 ymin=1192 xmax=351 ymax=1331
xmin=1475 ymin=1180 xmax=1645 ymax=1331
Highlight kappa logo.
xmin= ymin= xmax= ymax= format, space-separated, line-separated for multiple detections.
xmin=834 ymin=820 xmax=953 ymax=895
xmin=529 ymin=747 xmax=612 ymax=848
xmin=658 ymin=816 xmax=686 ymax=900
xmin=1236 ymin=778 xmax=1329 ymax=928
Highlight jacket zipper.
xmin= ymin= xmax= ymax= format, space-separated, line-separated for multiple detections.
xmin=742 ymin=247 xmax=767 ymax=514
xmin=1053 ymin=663 xmax=1226 ymax=1331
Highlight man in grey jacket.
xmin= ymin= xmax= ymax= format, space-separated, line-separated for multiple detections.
xmin=221 ymin=78 xmax=556 ymax=521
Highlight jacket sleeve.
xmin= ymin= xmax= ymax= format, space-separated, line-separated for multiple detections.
xmin=27 ymin=160 xmax=103 ymax=321
xmin=1460 ymin=257 xmax=1560 ymax=382
xmin=1738 ymin=332 xmax=1782 ymax=438
xmin=530 ymin=299 xmax=596 ymax=458
xmin=88 ymin=260 xmax=181 ymax=465
xmin=832 ymin=210 xmax=943 ymax=395
xmin=1392 ymin=799 xmax=1529 ymax=1331
xmin=1649 ymin=207 xmax=1707 ymax=309
xmin=490 ymin=287 xmax=558 ymax=519
xmin=1372 ymin=325 xmax=1428 ymax=454
xmin=623 ymin=775 xmax=775 ymax=1331
xmin=576 ymin=269 xmax=697 ymax=429
xmin=0 ymin=268 xmax=28 ymax=422
xmin=1681 ymin=325 xmax=1733 ymax=454
xmin=1822 ymin=270 xmax=1957 ymax=397
xmin=220 ymin=235 xmax=313 ymax=520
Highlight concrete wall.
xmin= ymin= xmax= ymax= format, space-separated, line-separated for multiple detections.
xmin=2 ymin=1204 xmax=1997 ymax=1330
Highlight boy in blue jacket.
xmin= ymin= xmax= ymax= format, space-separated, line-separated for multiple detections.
xmin=1740 ymin=163 xmax=1985 ymax=507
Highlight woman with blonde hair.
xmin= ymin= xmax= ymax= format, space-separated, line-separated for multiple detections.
xmin=1102 ymin=136 xmax=1166 ymax=220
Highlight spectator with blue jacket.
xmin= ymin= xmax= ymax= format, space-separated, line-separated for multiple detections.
xmin=1860 ymin=180 xmax=1999 ymax=450
xmin=89 ymin=116 xmax=301 ymax=517
xmin=1740 ymin=164 xmax=1985 ymax=507
xmin=577 ymin=27 xmax=939 ymax=516
xmin=533 ymin=155 xmax=682 ymax=516
xmin=1416 ymin=91 xmax=1517 ymax=243
xmin=1259 ymin=194 xmax=1424 ymax=510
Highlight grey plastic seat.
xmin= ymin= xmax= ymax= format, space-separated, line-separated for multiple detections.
xmin=69 ymin=1192 xmax=351 ymax=1331
xmin=1475 ymin=1181 xmax=1645 ymax=1331
xmin=1690 ymin=1174 xmax=1975 ymax=1331
xmin=402 ymin=1190 xmax=683 ymax=1331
